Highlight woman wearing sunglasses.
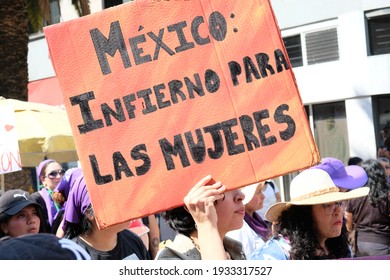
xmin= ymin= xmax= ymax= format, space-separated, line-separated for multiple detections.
xmin=250 ymin=168 xmax=369 ymax=260
xmin=31 ymin=159 xmax=66 ymax=232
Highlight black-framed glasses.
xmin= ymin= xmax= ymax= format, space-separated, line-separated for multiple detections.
xmin=45 ymin=169 xmax=65 ymax=179
xmin=322 ymin=201 xmax=346 ymax=215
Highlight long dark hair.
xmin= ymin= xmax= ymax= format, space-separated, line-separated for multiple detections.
xmin=273 ymin=205 xmax=351 ymax=260
xmin=361 ymin=159 xmax=390 ymax=214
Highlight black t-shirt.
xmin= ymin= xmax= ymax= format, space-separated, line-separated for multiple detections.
xmin=73 ymin=229 xmax=150 ymax=260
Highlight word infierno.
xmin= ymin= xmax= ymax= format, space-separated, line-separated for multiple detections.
xmin=70 ymin=49 xmax=288 ymax=135
xmin=89 ymin=104 xmax=295 ymax=185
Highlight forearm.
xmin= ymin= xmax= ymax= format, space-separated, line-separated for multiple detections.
xmin=148 ymin=215 xmax=160 ymax=259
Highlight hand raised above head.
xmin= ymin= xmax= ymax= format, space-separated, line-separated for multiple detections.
xmin=183 ymin=175 xmax=226 ymax=227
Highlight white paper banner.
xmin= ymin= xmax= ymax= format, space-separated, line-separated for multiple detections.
xmin=0 ymin=104 xmax=22 ymax=175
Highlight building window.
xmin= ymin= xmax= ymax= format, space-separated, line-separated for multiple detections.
xmin=305 ymin=28 xmax=339 ymax=65
xmin=49 ymin=0 xmax=61 ymax=25
xmin=28 ymin=0 xmax=61 ymax=34
xmin=312 ymin=102 xmax=349 ymax=164
xmin=282 ymin=24 xmax=339 ymax=67
xmin=366 ymin=9 xmax=390 ymax=55
xmin=283 ymin=35 xmax=303 ymax=67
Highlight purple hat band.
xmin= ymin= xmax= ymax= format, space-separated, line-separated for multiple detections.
xmin=311 ymin=157 xmax=368 ymax=190
xmin=37 ymin=159 xmax=55 ymax=179
xmin=63 ymin=175 xmax=91 ymax=230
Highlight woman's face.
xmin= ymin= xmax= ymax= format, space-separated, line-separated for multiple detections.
xmin=312 ymin=201 xmax=345 ymax=244
xmin=245 ymin=183 xmax=265 ymax=214
xmin=40 ymin=162 xmax=64 ymax=190
xmin=215 ymin=188 xmax=245 ymax=235
xmin=0 ymin=205 xmax=41 ymax=237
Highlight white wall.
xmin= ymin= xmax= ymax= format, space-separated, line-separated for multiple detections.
xmin=271 ymin=0 xmax=390 ymax=29
xmin=28 ymin=36 xmax=54 ymax=81
xmin=346 ymin=97 xmax=377 ymax=160
xmin=280 ymin=8 xmax=390 ymax=105
xmin=60 ymin=0 xmax=104 ymax=22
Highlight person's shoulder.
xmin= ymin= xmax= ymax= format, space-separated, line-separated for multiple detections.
xmin=347 ymin=196 xmax=364 ymax=207
xmin=249 ymin=236 xmax=290 ymax=260
xmin=223 ymin=236 xmax=246 ymax=260
xmin=155 ymin=235 xmax=200 ymax=260
xmin=120 ymin=229 xmax=150 ymax=259
xmin=0 ymin=234 xmax=90 ymax=260
xmin=155 ymin=246 xmax=184 ymax=260
xmin=120 ymin=229 xmax=146 ymax=245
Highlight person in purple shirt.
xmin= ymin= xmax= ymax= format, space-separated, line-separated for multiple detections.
xmin=31 ymin=159 xmax=65 ymax=232
xmin=51 ymin=167 xmax=83 ymax=235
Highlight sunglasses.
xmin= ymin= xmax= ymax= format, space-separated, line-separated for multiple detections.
xmin=321 ymin=201 xmax=346 ymax=215
xmin=45 ymin=169 xmax=66 ymax=179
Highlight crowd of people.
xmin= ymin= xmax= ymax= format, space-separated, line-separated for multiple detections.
xmin=0 ymin=153 xmax=389 ymax=260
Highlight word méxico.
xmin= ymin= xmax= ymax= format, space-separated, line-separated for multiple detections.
xmin=90 ymin=11 xmax=228 ymax=75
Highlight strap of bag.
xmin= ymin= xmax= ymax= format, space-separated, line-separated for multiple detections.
xmin=266 ymin=180 xmax=275 ymax=192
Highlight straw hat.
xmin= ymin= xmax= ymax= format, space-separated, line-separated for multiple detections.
xmin=265 ymin=169 xmax=369 ymax=222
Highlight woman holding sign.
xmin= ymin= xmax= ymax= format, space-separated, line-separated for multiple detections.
xmin=156 ymin=175 xmax=246 ymax=260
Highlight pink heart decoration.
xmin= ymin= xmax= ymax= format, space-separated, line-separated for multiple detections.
xmin=5 ymin=124 xmax=14 ymax=132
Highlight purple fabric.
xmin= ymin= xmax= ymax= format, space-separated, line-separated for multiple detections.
xmin=40 ymin=188 xmax=58 ymax=226
xmin=37 ymin=159 xmax=55 ymax=179
xmin=36 ymin=159 xmax=59 ymax=225
xmin=310 ymin=157 xmax=368 ymax=190
xmin=55 ymin=168 xmax=83 ymax=200
xmin=244 ymin=212 xmax=269 ymax=240
xmin=63 ymin=175 xmax=91 ymax=231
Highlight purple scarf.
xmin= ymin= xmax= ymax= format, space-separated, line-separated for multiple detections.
xmin=40 ymin=187 xmax=59 ymax=226
xmin=244 ymin=212 xmax=270 ymax=240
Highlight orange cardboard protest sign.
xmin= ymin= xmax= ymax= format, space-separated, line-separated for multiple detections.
xmin=44 ymin=0 xmax=320 ymax=228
